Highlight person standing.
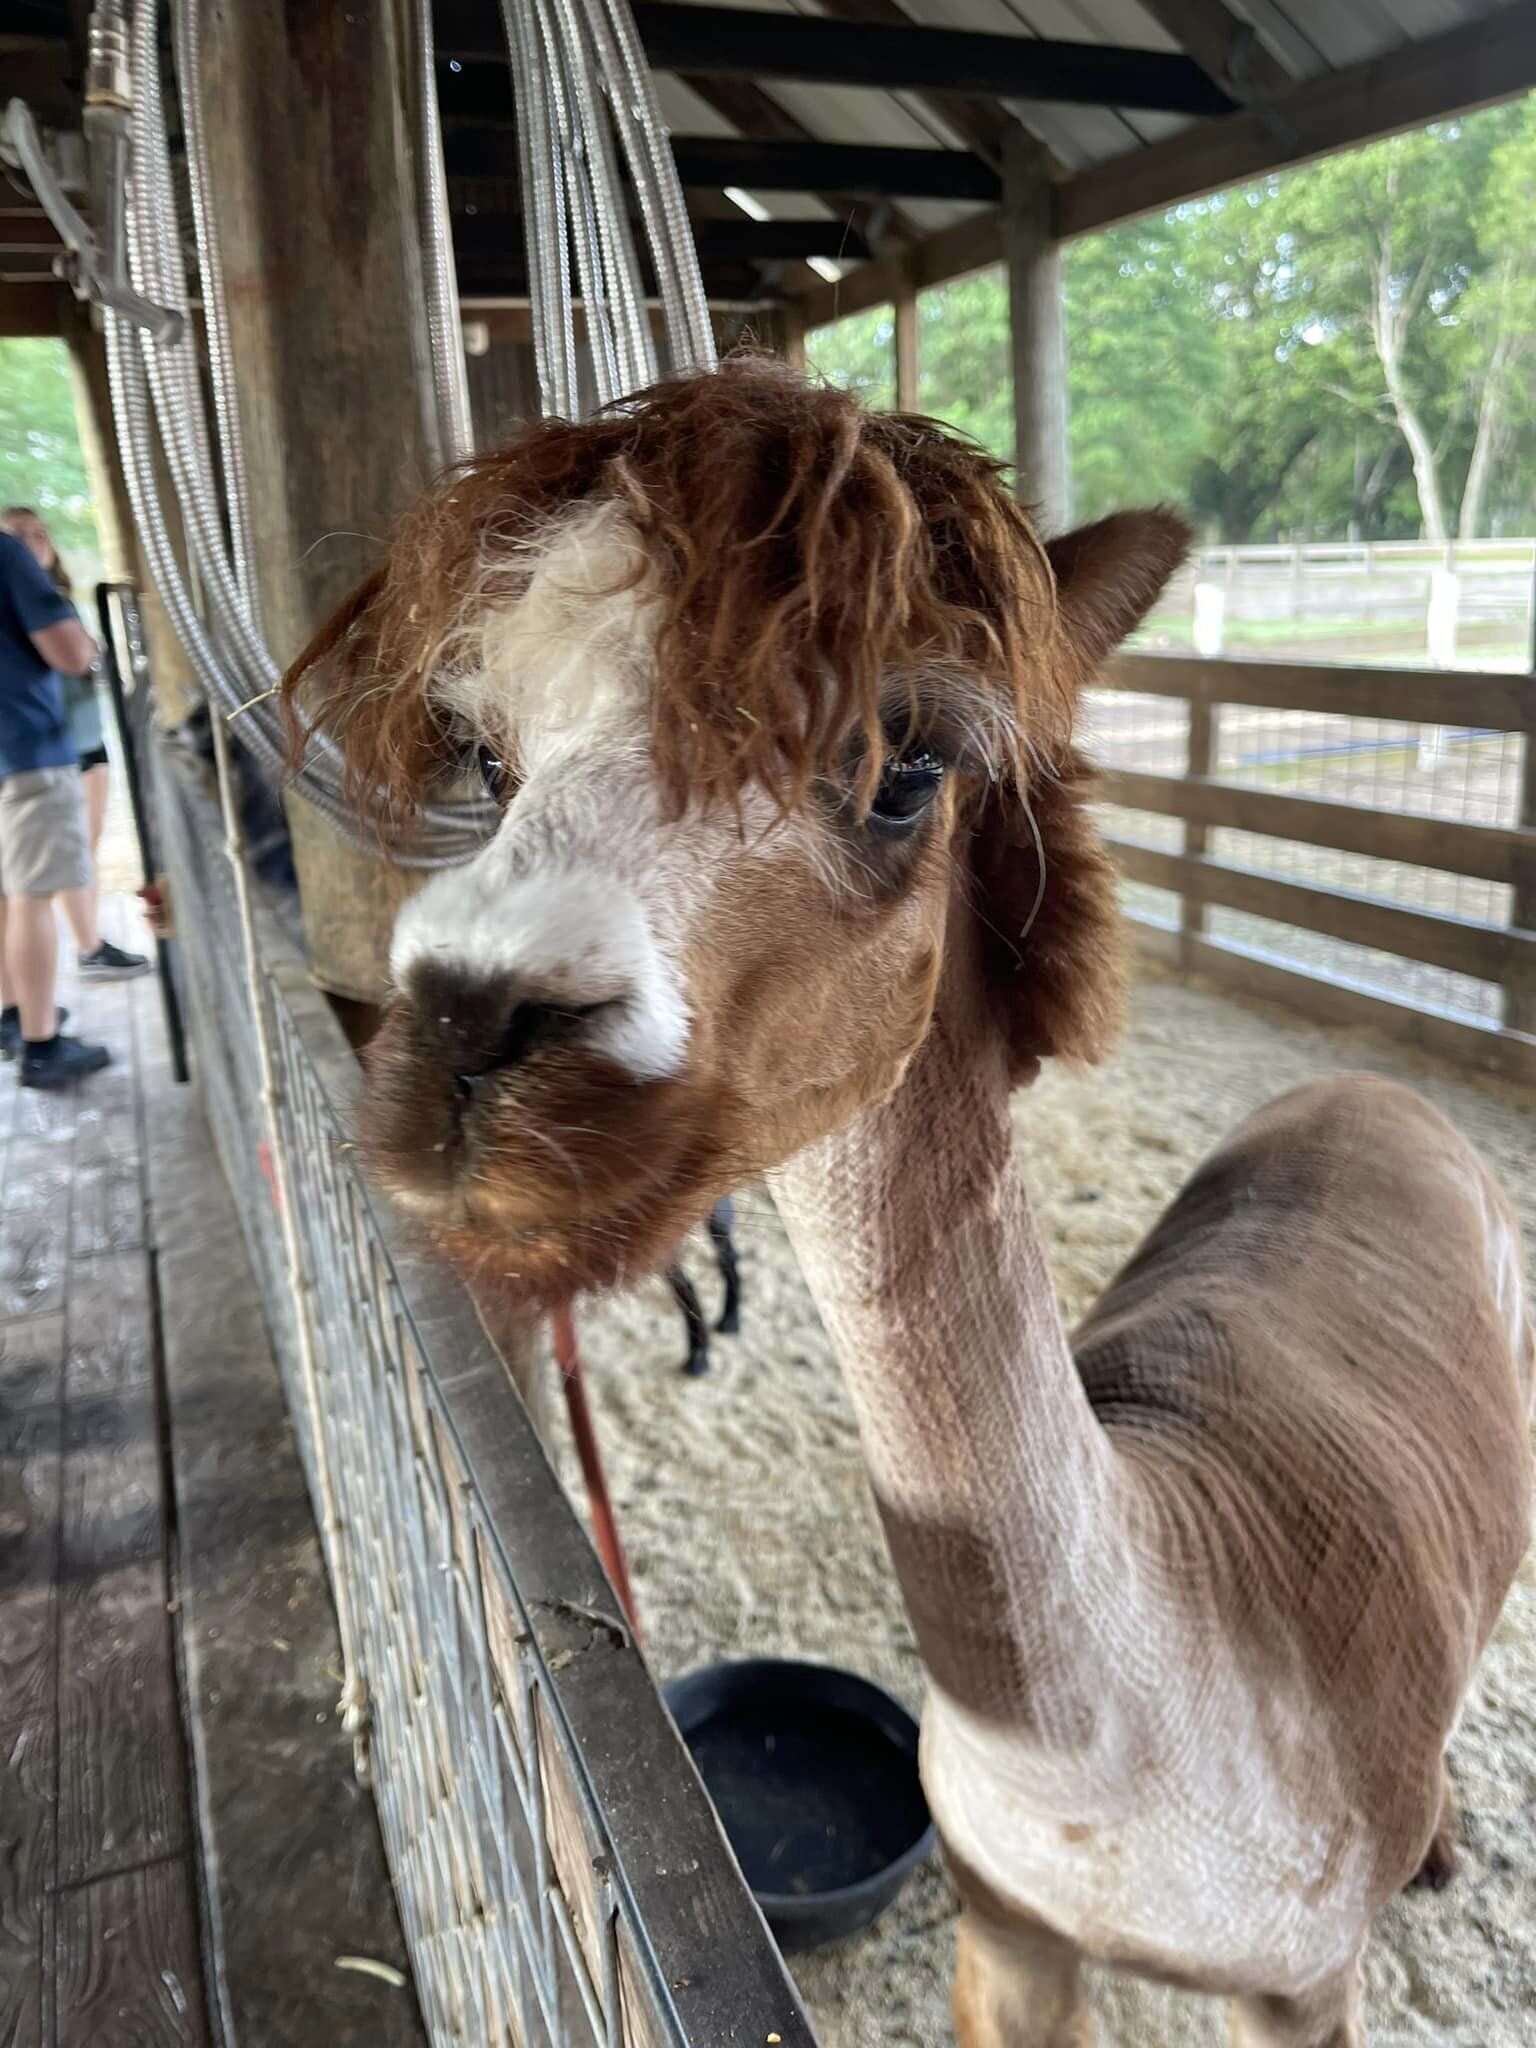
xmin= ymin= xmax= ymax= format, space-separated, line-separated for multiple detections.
xmin=0 ymin=527 xmax=112 ymax=1087
xmin=1 ymin=507 xmax=149 ymax=979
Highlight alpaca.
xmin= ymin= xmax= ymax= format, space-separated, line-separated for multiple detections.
xmin=666 ymin=1195 xmax=742 ymax=1376
xmin=284 ymin=359 xmax=1534 ymax=2047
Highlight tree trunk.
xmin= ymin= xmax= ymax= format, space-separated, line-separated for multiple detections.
xmin=1380 ymin=361 xmax=1447 ymax=543
xmin=1353 ymin=435 xmax=1401 ymax=539
xmin=1459 ymin=372 xmax=1507 ymax=541
xmin=1458 ymin=270 xmax=1520 ymax=541
xmin=1369 ymin=224 xmax=1448 ymax=544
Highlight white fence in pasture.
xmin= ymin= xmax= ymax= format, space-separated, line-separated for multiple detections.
xmin=1144 ymin=539 xmax=1536 ymax=674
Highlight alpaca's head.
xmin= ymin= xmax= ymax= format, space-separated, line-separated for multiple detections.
xmin=284 ymin=358 xmax=1187 ymax=1301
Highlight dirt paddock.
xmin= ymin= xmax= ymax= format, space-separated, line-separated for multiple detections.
xmin=552 ymin=963 xmax=1536 ymax=2048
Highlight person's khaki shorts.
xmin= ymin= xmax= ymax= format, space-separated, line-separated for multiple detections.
xmin=0 ymin=765 xmax=91 ymax=898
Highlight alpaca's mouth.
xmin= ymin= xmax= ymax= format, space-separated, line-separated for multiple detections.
xmin=393 ymin=1172 xmax=714 ymax=1308
xmin=358 ymin=1036 xmax=728 ymax=1306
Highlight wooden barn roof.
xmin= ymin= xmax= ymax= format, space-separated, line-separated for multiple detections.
xmin=3 ymin=0 xmax=1535 ymax=334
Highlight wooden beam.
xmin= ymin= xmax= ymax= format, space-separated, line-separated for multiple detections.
xmin=615 ymin=4 xmax=1234 ymax=114
xmin=1109 ymin=651 xmax=1536 ymax=736
xmin=446 ymin=126 xmax=997 ymax=201
xmin=1130 ymin=0 xmax=1296 ymax=103
xmin=1103 ymin=769 xmax=1536 ymax=887
xmin=1058 ymin=3 xmax=1536 ymax=239
xmin=1110 ymin=839 xmax=1535 ymax=984
xmin=797 ymin=208 xmax=1004 ymax=332
xmin=791 ymin=5 xmax=1536 ymax=322
xmin=0 ymin=217 xmax=64 ymax=253
xmin=799 ymin=0 xmax=1016 ymax=168
xmin=453 ymin=214 xmax=870 ymax=269
xmin=672 ymin=136 xmax=1000 ymax=204
xmin=1004 ymin=131 xmax=1068 ymax=529
xmin=60 ymin=299 xmax=135 ymax=585
xmin=0 ymin=282 xmax=66 ymax=335
xmin=671 ymin=71 xmax=918 ymax=264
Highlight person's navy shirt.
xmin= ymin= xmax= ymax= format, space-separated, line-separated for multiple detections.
xmin=0 ymin=529 xmax=78 ymax=778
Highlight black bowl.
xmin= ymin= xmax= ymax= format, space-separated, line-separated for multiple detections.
xmin=664 ymin=1658 xmax=936 ymax=1955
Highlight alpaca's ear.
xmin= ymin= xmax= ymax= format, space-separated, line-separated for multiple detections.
xmin=1046 ymin=507 xmax=1192 ymax=677
xmin=970 ymin=508 xmax=1188 ymax=1081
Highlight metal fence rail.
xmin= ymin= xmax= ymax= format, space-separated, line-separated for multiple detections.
xmin=152 ymin=741 xmax=813 ymax=2048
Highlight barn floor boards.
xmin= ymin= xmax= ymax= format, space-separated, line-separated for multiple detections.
xmin=0 ymin=906 xmax=423 ymax=2048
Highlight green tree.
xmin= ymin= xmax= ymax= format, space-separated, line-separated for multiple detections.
xmin=916 ymin=271 xmax=1012 ymax=461
xmin=805 ymin=305 xmax=896 ymax=411
xmin=1454 ymin=96 xmax=1536 ymax=536
xmin=775 ymin=93 xmax=1536 ymax=543
xmin=0 ymin=337 xmax=99 ymax=571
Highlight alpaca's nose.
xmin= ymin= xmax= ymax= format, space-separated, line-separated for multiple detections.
xmin=401 ymin=962 xmax=617 ymax=1092
xmin=390 ymin=862 xmax=689 ymax=1085
xmin=450 ymin=998 xmax=608 ymax=1096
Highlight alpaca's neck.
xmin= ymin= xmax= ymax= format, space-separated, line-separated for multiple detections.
xmin=770 ymin=970 xmax=1137 ymax=1749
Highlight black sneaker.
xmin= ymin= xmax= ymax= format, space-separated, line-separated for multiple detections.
xmin=78 ymin=939 xmax=151 ymax=980
xmin=19 ymin=1035 xmax=111 ymax=1089
xmin=0 ymin=1006 xmax=68 ymax=1060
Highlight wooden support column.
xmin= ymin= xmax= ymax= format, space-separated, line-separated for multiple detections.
xmin=1508 ymin=613 xmax=1536 ymax=1035
xmin=893 ymin=261 xmax=919 ymax=412
xmin=781 ymin=297 xmax=807 ymax=375
xmin=60 ymin=299 xmax=200 ymax=726
xmin=1002 ymin=127 xmax=1070 ymax=532
xmin=199 ymin=0 xmax=445 ymax=1004
xmin=1180 ymin=697 xmax=1215 ymax=972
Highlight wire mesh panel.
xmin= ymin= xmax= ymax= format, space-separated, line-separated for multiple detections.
xmin=1201 ymin=705 xmax=1522 ymax=1024
xmin=152 ymin=742 xmax=814 ymax=2048
xmin=1090 ymin=650 xmax=1536 ymax=1079
xmin=1083 ymin=691 xmax=1189 ymax=929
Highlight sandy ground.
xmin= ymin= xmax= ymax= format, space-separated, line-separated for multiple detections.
xmin=550 ymin=964 xmax=1536 ymax=2048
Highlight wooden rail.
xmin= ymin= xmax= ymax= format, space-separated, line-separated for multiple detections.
xmin=1096 ymin=653 xmax=1536 ymax=1086
xmin=1110 ymin=652 xmax=1536 ymax=732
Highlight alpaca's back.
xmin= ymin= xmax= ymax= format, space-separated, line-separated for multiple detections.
xmin=1072 ymin=1073 xmax=1533 ymax=1907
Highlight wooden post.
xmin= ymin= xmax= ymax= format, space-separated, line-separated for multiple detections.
xmin=60 ymin=299 xmax=201 ymax=726
xmin=781 ymin=297 xmax=807 ymax=375
xmin=198 ymin=0 xmax=446 ymax=1004
xmin=1508 ymin=563 xmax=1536 ymax=1036
xmin=1181 ymin=695 xmax=1216 ymax=973
xmin=1003 ymin=127 xmax=1069 ymax=533
xmin=465 ymin=336 xmax=541 ymax=445
xmin=894 ymin=262 xmax=919 ymax=412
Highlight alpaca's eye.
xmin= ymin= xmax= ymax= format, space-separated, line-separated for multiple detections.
xmin=869 ymin=748 xmax=944 ymax=829
xmin=477 ymin=743 xmax=510 ymax=803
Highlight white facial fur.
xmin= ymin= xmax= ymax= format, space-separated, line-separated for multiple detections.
xmin=389 ymin=506 xmax=720 ymax=1082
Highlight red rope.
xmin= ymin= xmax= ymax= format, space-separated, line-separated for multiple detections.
xmin=550 ymin=1306 xmax=643 ymax=1642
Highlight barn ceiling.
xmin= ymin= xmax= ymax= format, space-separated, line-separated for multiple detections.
xmin=3 ymin=0 xmax=1534 ymax=332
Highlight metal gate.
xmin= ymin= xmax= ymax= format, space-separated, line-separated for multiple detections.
xmin=152 ymin=741 xmax=813 ymax=2048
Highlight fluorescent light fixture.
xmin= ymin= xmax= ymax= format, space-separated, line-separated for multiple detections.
xmin=808 ymin=256 xmax=843 ymax=283
xmin=722 ymin=185 xmax=772 ymax=222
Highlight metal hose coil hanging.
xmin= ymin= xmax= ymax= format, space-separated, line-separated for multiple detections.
xmin=94 ymin=0 xmax=717 ymax=860
xmin=173 ymin=0 xmax=263 ymax=624
xmin=110 ymin=0 xmax=496 ymax=864
xmin=412 ymin=0 xmax=475 ymax=465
